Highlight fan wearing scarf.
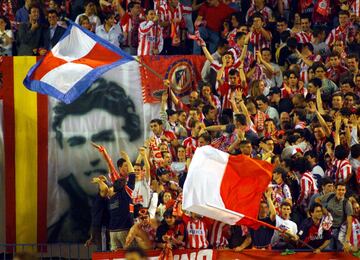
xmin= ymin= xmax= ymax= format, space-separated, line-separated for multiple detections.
xmin=125 ymin=208 xmax=159 ymax=250
xmin=298 ymin=203 xmax=332 ymax=253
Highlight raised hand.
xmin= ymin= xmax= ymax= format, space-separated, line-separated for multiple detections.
xmin=91 ymin=142 xmax=105 ymax=152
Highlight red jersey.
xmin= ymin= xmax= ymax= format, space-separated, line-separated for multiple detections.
xmin=327 ymin=65 xmax=349 ymax=84
xmin=245 ymin=6 xmax=273 ymax=23
xmin=295 ymin=31 xmax=313 ymax=44
xmin=331 ymin=159 xmax=352 ymax=183
xmin=121 ymin=13 xmax=143 ymax=48
xmin=182 ymin=215 xmax=211 ymax=249
xmin=217 ymin=83 xmax=247 ymax=110
xmin=325 ymin=24 xmax=356 ymax=47
xmin=138 ymin=20 xmax=163 ymax=55
xmin=249 ymin=30 xmax=272 ymax=55
xmin=209 ymin=220 xmax=230 ymax=248
xmin=198 ymin=2 xmax=235 ymax=32
xmin=298 ymin=171 xmax=318 ymax=207
xmin=158 ymin=3 xmax=185 ymax=39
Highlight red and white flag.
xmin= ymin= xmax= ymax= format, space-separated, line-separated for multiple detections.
xmin=24 ymin=20 xmax=134 ymax=104
xmin=183 ymin=146 xmax=273 ymax=229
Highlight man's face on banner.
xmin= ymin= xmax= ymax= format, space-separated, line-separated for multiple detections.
xmin=57 ymin=109 xmax=132 ymax=195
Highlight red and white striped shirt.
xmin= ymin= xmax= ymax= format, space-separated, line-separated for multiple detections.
xmin=299 ymin=54 xmax=321 ymax=83
xmin=298 ymin=171 xmax=318 ymax=207
xmin=295 ymin=31 xmax=313 ymax=44
xmin=183 ymin=216 xmax=210 ymax=249
xmin=325 ymin=24 xmax=356 ymax=47
xmin=332 ymin=158 xmax=352 ymax=183
xmin=227 ymin=28 xmax=238 ymax=47
xmin=209 ymin=221 xmax=230 ymax=248
xmin=245 ymin=6 xmax=273 ymax=23
xmin=340 ymin=217 xmax=360 ymax=248
xmin=350 ymin=0 xmax=360 ymax=17
xmin=183 ymin=136 xmax=198 ymax=154
xmin=158 ymin=2 xmax=185 ymax=39
xmin=295 ymin=121 xmax=307 ymax=130
xmin=137 ymin=20 xmax=163 ymax=55
xmin=249 ymin=30 xmax=272 ymax=56
xmin=210 ymin=59 xmax=242 ymax=83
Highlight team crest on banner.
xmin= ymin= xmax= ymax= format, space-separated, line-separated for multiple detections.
xmin=139 ymin=55 xmax=206 ymax=103
xmin=165 ymin=59 xmax=196 ymax=97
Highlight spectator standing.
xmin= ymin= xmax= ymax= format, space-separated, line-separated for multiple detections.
xmin=44 ymin=9 xmax=66 ymax=50
xmin=120 ymin=2 xmax=142 ymax=55
xmin=16 ymin=5 xmax=47 ymax=56
xmin=193 ymin=0 xmax=235 ymax=54
xmin=96 ymin=13 xmax=124 ymax=47
xmin=317 ymin=182 xmax=353 ymax=251
xmin=75 ymin=0 xmax=101 ymax=32
xmin=0 ymin=16 xmax=14 ymax=56
xmin=137 ymin=9 xmax=163 ymax=55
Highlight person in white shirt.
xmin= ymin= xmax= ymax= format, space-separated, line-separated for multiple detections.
xmin=269 ymin=200 xmax=299 ymax=249
xmin=96 ymin=13 xmax=124 ymax=47
xmin=0 ymin=16 xmax=13 ymax=56
xmin=201 ymin=39 xmax=229 ymax=83
xmin=75 ymin=0 xmax=101 ymax=32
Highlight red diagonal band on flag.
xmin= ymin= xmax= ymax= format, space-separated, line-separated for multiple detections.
xmin=31 ymin=52 xmax=67 ymax=81
xmin=72 ymin=43 xmax=122 ymax=68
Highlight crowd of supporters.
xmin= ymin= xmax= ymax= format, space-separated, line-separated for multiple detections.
xmin=1 ymin=0 xmax=360 ymax=255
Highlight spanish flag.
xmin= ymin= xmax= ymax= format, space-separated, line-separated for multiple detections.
xmin=1 ymin=57 xmax=48 ymax=246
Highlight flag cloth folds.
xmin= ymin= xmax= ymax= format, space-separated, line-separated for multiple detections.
xmin=183 ymin=146 xmax=273 ymax=229
xmin=23 ymin=20 xmax=134 ymax=104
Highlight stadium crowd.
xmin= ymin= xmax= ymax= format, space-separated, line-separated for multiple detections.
xmin=1 ymin=0 xmax=360 ymax=256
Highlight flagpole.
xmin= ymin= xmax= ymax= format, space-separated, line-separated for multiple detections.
xmin=134 ymin=56 xmax=173 ymax=108
xmin=205 ymin=203 xmax=315 ymax=250
xmin=242 ymin=215 xmax=315 ymax=250
xmin=134 ymin=56 xmax=164 ymax=80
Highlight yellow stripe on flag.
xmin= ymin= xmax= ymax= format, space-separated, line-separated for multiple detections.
xmin=14 ymin=56 xmax=38 ymax=245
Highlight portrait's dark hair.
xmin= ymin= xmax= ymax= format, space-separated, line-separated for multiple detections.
xmin=52 ymin=78 xmax=141 ymax=148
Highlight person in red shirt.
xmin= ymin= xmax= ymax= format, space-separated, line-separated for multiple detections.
xmin=193 ymin=0 xmax=235 ymax=54
xmin=158 ymin=0 xmax=186 ymax=54
xmin=327 ymin=51 xmax=349 ymax=85
xmin=248 ymin=12 xmax=272 ymax=56
xmin=217 ymin=68 xmax=247 ymax=111
xmin=120 ymin=2 xmax=143 ymax=55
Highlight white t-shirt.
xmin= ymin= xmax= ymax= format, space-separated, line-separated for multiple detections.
xmin=271 ymin=215 xmax=298 ymax=245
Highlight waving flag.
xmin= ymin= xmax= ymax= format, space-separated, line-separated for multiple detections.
xmin=183 ymin=146 xmax=273 ymax=228
xmin=24 ymin=20 xmax=134 ymax=104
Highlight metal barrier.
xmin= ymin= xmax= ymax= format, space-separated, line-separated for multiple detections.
xmin=0 ymin=244 xmax=97 ymax=260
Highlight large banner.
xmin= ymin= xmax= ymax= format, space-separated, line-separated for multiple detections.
xmin=140 ymin=55 xmax=206 ymax=103
xmin=92 ymin=249 xmax=351 ymax=260
xmin=1 ymin=55 xmax=205 ymax=245
xmin=47 ymin=62 xmax=146 ymax=243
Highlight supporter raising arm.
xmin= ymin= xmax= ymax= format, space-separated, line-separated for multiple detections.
xmin=91 ymin=142 xmax=120 ymax=182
